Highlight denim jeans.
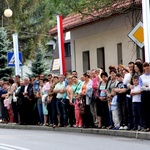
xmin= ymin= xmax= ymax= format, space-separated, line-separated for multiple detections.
xmin=37 ymin=103 xmax=44 ymax=124
xmin=132 ymin=102 xmax=144 ymax=128
xmin=56 ymin=98 xmax=68 ymax=125
xmin=126 ymin=96 xmax=133 ymax=128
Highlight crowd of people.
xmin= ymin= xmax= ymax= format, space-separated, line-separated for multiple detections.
xmin=0 ymin=58 xmax=150 ymax=132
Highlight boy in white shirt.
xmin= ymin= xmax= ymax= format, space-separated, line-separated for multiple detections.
xmin=130 ymin=75 xmax=145 ymax=131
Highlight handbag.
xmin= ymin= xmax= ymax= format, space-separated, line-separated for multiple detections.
xmin=79 ymin=98 xmax=86 ymax=114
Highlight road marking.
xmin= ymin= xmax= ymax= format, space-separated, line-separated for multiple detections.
xmin=0 ymin=146 xmax=15 ymax=150
xmin=0 ymin=143 xmax=31 ymax=150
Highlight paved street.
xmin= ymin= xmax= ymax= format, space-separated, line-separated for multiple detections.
xmin=0 ymin=128 xmax=149 ymax=150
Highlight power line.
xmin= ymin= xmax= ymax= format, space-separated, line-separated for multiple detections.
xmin=6 ymin=28 xmax=51 ymax=37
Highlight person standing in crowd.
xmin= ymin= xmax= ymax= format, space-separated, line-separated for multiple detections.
xmin=54 ymin=74 xmax=67 ymax=127
xmin=131 ymin=75 xmax=145 ymax=131
xmin=91 ymin=69 xmax=100 ymax=125
xmin=79 ymin=72 xmax=94 ymax=128
xmin=66 ymin=75 xmax=75 ymax=127
xmin=72 ymin=70 xmax=78 ymax=77
xmin=47 ymin=75 xmax=59 ymax=128
xmin=20 ymin=77 xmax=34 ymax=125
xmin=98 ymin=72 xmax=110 ymax=129
xmin=15 ymin=81 xmax=24 ymax=125
xmin=7 ymin=78 xmax=17 ymax=123
xmin=44 ymin=74 xmax=52 ymax=125
xmin=72 ymin=75 xmax=83 ymax=126
xmin=41 ymin=79 xmax=48 ymax=126
xmin=123 ymin=61 xmax=135 ymax=130
xmin=0 ymin=80 xmax=4 ymax=122
xmin=115 ymin=73 xmax=127 ymax=130
xmin=0 ymin=82 xmax=9 ymax=123
xmin=36 ymin=80 xmax=44 ymax=126
xmin=106 ymin=69 xmax=118 ymax=129
xmin=134 ymin=62 xmax=143 ymax=76
xmin=139 ymin=62 xmax=150 ymax=132
xmin=33 ymin=75 xmax=40 ymax=94
xmin=110 ymin=89 xmax=120 ymax=130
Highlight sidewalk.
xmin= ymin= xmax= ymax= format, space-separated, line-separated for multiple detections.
xmin=0 ymin=124 xmax=150 ymax=140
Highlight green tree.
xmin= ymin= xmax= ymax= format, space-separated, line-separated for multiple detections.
xmin=27 ymin=43 xmax=48 ymax=78
xmin=0 ymin=27 xmax=13 ymax=81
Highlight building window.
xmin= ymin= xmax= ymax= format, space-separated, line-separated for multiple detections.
xmin=83 ymin=51 xmax=90 ymax=72
xmin=48 ymin=44 xmax=53 ymax=52
xmin=65 ymin=43 xmax=71 ymax=57
xmin=136 ymin=45 xmax=145 ymax=62
xmin=97 ymin=47 xmax=105 ymax=70
xmin=117 ymin=43 xmax=123 ymax=65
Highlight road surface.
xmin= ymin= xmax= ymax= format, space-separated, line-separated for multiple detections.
xmin=0 ymin=128 xmax=149 ymax=150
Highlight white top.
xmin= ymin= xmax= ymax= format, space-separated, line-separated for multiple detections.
xmin=123 ymin=73 xmax=131 ymax=85
xmin=131 ymin=85 xmax=141 ymax=102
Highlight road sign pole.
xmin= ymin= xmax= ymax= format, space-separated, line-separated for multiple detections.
xmin=12 ymin=33 xmax=20 ymax=75
xmin=142 ymin=0 xmax=150 ymax=62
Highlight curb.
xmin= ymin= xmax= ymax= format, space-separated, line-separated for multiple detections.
xmin=0 ymin=124 xmax=150 ymax=140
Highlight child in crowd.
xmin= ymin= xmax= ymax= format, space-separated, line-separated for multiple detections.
xmin=115 ymin=73 xmax=127 ymax=130
xmin=74 ymin=95 xmax=83 ymax=128
xmin=130 ymin=75 xmax=145 ymax=131
xmin=110 ymin=89 xmax=120 ymax=130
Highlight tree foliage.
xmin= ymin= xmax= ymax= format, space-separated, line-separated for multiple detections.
xmin=0 ymin=27 xmax=14 ymax=81
xmin=27 ymin=43 xmax=49 ymax=78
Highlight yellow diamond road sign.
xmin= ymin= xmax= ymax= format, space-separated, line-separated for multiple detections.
xmin=128 ymin=21 xmax=144 ymax=48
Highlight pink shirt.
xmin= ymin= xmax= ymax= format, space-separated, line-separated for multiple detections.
xmin=43 ymin=82 xmax=51 ymax=92
xmin=92 ymin=77 xmax=99 ymax=98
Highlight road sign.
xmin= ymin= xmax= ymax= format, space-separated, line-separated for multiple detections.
xmin=128 ymin=21 xmax=144 ymax=48
xmin=7 ymin=52 xmax=23 ymax=66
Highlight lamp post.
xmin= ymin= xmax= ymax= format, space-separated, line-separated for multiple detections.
xmin=2 ymin=0 xmax=13 ymax=27
xmin=142 ymin=0 xmax=150 ymax=62
xmin=3 ymin=0 xmax=20 ymax=76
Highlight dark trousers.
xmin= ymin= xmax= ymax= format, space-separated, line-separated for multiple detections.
xmin=101 ymin=101 xmax=110 ymax=127
xmin=82 ymin=105 xmax=94 ymax=127
xmin=18 ymin=104 xmax=25 ymax=124
xmin=49 ymin=98 xmax=58 ymax=125
xmin=23 ymin=98 xmax=35 ymax=125
xmin=12 ymin=101 xmax=18 ymax=123
xmin=126 ymin=96 xmax=133 ymax=128
xmin=141 ymin=91 xmax=150 ymax=128
xmin=56 ymin=98 xmax=68 ymax=125
xmin=67 ymin=99 xmax=75 ymax=126
xmin=118 ymin=100 xmax=128 ymax=126
xmin=132 ymin=102 xmax=144 ymax=128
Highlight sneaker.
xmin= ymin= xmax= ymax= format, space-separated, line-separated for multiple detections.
xmin=112 ymin=126 xmax=120 ymax=130
xmin=119 ymin=126 xmax=124 ymax=130
xmin=123 ymin=126 xmax=128 ymax=130
xmin=132 ymin=127 xmax=137 ymax=131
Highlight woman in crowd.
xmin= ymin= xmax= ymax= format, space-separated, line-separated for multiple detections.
xmin=80 ymin=72 xmax=94 ymax=128
xmin=139 ymin=62 xmax=150 ymax=131
xmin=106 ymin=69 xmax=118 ymax=129
xmin=97 ymin=72 xmax=110 ymax=128
xmin=134 ymin=62 xmax=143 ymax=76
xmin=47 ymin=76 xmax=59 ymax=128
xmin=0 ymin=82 xmax=9 ymax=123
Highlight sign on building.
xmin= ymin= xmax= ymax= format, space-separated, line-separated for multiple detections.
xmin=128 ymin=21 xmax=144 ymax=48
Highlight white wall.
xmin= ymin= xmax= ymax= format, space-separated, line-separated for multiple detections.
xmin=70 ymin=13 xmax=138 ymax=76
